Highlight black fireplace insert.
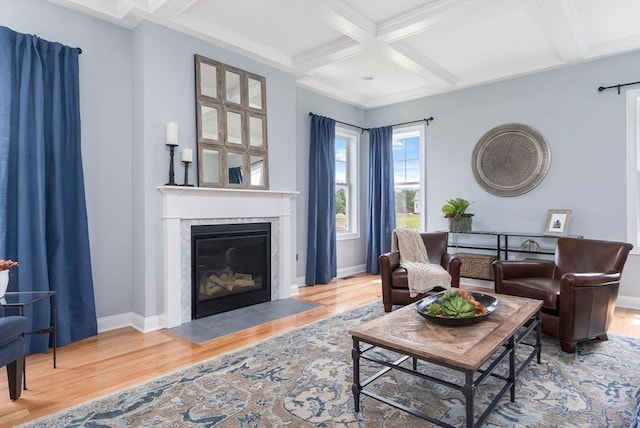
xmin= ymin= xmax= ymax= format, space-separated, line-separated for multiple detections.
xmin=191 ymin=222 xmax=271 ymax=319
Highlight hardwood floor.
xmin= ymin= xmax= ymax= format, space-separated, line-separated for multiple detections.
xmin=0 ymin=273 xmax=639 ymax=426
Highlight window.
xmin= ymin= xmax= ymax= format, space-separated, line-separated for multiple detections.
xmin=335 ymin=128 xmax=359 ymax=239
xmin=626 ymin=88 xmax=640 ymax=252
xmin=393 ymin=125 xmax=425 ymax=230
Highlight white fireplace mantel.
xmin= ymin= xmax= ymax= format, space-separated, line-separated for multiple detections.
xmin=158 ymin=186 xmax=297 ymax=328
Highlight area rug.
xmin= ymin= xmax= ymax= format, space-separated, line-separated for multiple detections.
xmin=22 ymin=302 xmax=639 ymax=427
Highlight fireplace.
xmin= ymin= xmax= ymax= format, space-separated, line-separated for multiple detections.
xmin=191 ymin=222 xmax=271 ymax=318
xmin=159 ymin=186 xmax=296 ymax=328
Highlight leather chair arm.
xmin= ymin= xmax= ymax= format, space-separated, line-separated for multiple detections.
xmin=561 ymin=272 xmax=621 ymax=287
xmin=379 ymin=251 xmax=400 ymax=271
xmin=443 ymin=254 xmax=461 ymax=288
xmin=379 ymin=251 xmax=400 ymax=306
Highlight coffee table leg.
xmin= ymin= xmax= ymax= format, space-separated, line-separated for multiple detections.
xmin=535 ymin=311 xmax=542 ymax=364
xmin=509 ymin=336 xmax=516 ymax=402
xmin=463 ymin=371 xmax=474 ymax=428
xmin=351 ymin=337 xmax=362 ymax=413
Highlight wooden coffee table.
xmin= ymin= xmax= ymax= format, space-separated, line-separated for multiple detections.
xmin=349 ymin=293 xmax=542 ymax=428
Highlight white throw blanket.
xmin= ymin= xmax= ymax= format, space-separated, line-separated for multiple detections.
xmin=392 ymin=229 xmax=452 ymax=297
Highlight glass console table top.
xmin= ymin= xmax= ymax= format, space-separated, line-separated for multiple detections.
xmin=1 ymin=290 xmax=56 ymax=306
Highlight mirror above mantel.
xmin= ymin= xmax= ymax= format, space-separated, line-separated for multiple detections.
xmin=195 ymin=54 xmax=269 ymax=189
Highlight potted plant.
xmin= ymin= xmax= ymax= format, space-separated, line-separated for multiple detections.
xmin=441 ymin=198 xmax=474 ymax=232
xmin=0 ymin=259 xmax=18 ymax=298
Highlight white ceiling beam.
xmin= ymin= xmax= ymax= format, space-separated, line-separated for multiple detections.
xmin=145 ymin=0 xmax=198 ymax=21
xmin=292 ymin=0 xmax=376 ymax=44
xmin=297 ymin=77 xmax=369 ymax=109
xmin=377 ymin=0 xmax=492 ymax=44
xmin=292 ymin=38 xmax=367 ymax=76
xmin=382 ymin=43 xmax=457 ymax=89
xmin=527 ymin=0 xmax=584 ymax=62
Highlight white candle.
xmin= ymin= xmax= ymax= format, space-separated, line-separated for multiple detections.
xmin=181 ymin=148 xmax=193 ymax=163
xmin=165 ymin=122 xmax=178 ymax=145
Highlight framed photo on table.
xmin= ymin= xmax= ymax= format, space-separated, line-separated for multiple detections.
xmin=543 ymin=209 xmax=572 ymax=236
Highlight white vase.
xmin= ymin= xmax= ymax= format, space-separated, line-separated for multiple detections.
xmin=0 ymin=270 xmax=9 ymax=298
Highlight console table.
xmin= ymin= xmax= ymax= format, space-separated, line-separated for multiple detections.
xmin=443 ymin=231 xmax=582 ymax=280
xmin=446 ymin=231 xmax=582 ymax=260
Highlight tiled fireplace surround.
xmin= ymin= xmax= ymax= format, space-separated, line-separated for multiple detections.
xmin=159 ymin=186 xmax=297 ymax=328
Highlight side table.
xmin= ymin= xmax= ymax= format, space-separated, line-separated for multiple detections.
xmin=0 ymin=291 xmax=57 ymax=389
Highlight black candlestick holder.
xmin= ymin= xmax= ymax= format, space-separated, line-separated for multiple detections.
xmin=180 ymin=161 xmax=194 ymax=187
xmin=165 ymin=143 xmax=178 ymax=185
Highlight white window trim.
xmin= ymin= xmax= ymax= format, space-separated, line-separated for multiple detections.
xmin=393 ymin=124 xmax=427 ymax=231
xmin=626 ymin=88 xmax=640 ymax=254
xmin=336 ymin=127 xmax=360 ymax=241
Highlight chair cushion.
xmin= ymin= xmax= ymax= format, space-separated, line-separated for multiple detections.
xmin=0 ymin=316 xmax=28 ymax=348
xmin=500 ymin=278 xmax=560 ymax=312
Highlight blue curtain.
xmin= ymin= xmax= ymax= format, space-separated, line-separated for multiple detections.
xmin=366 ymin=126 xmax=396 ymax=274
xmin=305 ymin=114 xmax=336 ymax=285
xmin=229 ymin=166 xmax=243 ymax=184
xmin=0 ymin=27 xmax=97 ymax=353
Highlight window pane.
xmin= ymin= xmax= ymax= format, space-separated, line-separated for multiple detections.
xmin=395 ymin=185 xmax=420 ymax=230
xmin=393 ymin=131 xmax=421 ymax=231
xmin=336 ymin=161 xmax=347 ymax=184
xmin=405 ymin=160 xmax=420 ymax=183
xmin=393 ymin=140 xmax=406 ymax=161
xmin=393 ymin=161 xmax=406 ymax=183
xmin=405 ymin=137 xmax=420 ymax=160
xmin=336 ymin=185 xmax=348 ymax=232
xmin=335 ymin=138 xmax=347 ymax=162
xmin=334 ymin=129 xmax=359 ymax=237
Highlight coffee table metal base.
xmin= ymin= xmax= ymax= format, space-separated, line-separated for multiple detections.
xmin=351 ymin=312 xmax=541 ymax=428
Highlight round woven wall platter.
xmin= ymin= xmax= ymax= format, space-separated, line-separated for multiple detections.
xmin=471 ymin=123 xmax=550 ymax=197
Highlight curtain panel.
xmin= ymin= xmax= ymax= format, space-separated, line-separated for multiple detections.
xmin=0 ymin=26 xmax=97 ymax=353
xmin=366 ymin=126 xmax=395 ymax=274
xmin=305 ymin=114 xmax=336 ymax=285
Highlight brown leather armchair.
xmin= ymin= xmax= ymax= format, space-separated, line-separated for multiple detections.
xmin=379 ymin=231 xmax=461 ymax=312
xmin=493 ymin=237 xmax=633 ymax=353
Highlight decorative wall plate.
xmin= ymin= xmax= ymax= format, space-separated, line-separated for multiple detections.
xmin=472 ymin=123 xmax=550 ymax=197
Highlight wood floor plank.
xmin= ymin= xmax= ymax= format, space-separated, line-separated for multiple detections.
xmin=0 ymin=273 xmax=636 ymax=425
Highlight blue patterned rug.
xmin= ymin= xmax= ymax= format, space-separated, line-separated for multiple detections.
xmin=21 ymin=302 xmax=639 ymax=427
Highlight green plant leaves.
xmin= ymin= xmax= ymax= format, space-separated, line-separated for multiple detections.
xmin=441 ymin=198 xmax=474 ymax=218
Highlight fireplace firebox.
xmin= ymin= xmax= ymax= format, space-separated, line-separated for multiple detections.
xmin=191 ymin=223 xmax=271 ymax=319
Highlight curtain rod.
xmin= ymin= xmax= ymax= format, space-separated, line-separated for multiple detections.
xmin=308 ymin=112 xmax=434 ymax=133
xmin=77 ymin=47 xmax=82 ymax=54
xmin=597 ymin=80 xmax=640 ymax=94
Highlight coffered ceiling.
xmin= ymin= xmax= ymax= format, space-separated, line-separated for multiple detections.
xmin=48 ymin=0 xmax=640 ymax=108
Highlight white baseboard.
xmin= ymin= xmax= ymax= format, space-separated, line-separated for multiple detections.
xmin=97 ymin=312 xmax=165 ymax=334
xmin=295 ymin=265 xmax=367 ymax=286
xmin=616 ymin=295 xmax=640 ymax=310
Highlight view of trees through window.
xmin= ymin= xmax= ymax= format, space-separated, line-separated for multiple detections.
xmin=393 ymin=130 xmax=421 ymax=230
xmin=335 ymin=136 xmax=348 ymax=232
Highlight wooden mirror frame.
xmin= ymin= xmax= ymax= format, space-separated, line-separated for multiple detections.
xmin=195 ymin=54 xmax=269 ymax=189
